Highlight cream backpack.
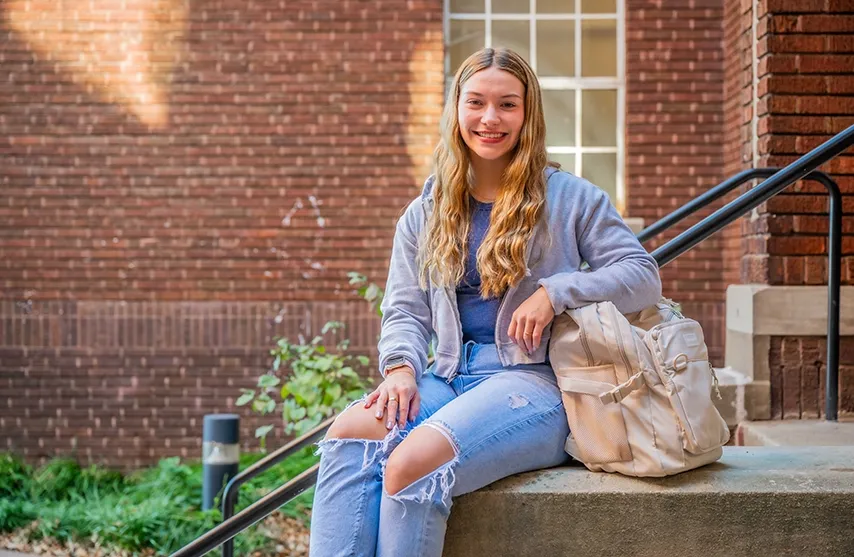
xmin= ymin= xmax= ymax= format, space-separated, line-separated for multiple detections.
xmin=548 ymin=299 xmax=730 ymax=477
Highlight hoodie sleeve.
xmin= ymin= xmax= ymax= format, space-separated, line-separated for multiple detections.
xmin=537 ymin=182 xmax=662 ymax=315
xmin=376 ymin=198 xmax=433 ymax=381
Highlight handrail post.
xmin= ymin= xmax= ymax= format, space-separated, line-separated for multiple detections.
xmin=824 ymin=177 xmax=842 ymax=421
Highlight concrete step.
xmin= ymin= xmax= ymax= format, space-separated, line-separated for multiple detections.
xmin=735 ymin=417 xmax=854 ymax=446
xmin=711 ymin=366 xmax=769 ymax=427
xmin=443 ymin=446 xmax=854 ymax=557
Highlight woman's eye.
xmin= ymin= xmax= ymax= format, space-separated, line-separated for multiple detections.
xmin=467 ymin=100 xmax=482 ymax=106
xmin=503 ymin=103 xmax=516 ymax=108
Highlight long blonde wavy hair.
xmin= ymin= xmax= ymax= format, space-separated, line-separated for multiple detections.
xmin=418 ymin=47 xmax=550 ymax=299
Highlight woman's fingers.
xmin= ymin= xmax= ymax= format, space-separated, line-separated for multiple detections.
xmin=531 ymin=322 xmax=543 ymax=352
xmin=374 ymin=389 xmax=388 ymax=420
xmin=516 ymin=315 xmax=531 ymax=352
xmin=510 ymin=314 xmax=546 ymax=353
xmin=396 ymin=388 xmax=414 ymax=429
xmin=364 ymin=389 xmax=380 ymax=409
xmin=385 ymin=394 xmax=399 ymax=429
xmin=408 ymin=391 xmax=420 ymax=422
xmin=524 ymin=322 xmax=536 ymax=353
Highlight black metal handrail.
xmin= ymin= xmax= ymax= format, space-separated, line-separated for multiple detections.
xmin=219 ymin=416 xmax=334 ymax=557
xmin=172 ymin=463 xmax=321 ymax=557
xmin=170 ymin=124 xmax=854 ymax=557
xmin=637 ymin=167 xmax=843 ymax=421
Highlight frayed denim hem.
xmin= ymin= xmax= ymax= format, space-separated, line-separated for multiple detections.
xmin=381 ymin=455 xmax=460 ymax=519
xmin=380 ymin=420 xmax=461 ymax=520
xmin=313 ymin=394 xmax=408 ymax=472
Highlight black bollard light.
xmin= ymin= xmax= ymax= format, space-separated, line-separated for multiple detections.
xmin=202 ymin=414 xmax=240 ymax=511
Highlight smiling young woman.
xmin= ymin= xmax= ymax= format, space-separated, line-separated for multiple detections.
xmin=307 ymin=48 xmax=661 ymax=557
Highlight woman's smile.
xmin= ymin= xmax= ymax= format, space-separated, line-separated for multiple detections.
xmin=472 ymin=130 xmax=508 ymax=144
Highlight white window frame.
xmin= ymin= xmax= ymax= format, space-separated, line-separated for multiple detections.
xmin=443 ymin=0 xmax=626 ymax=213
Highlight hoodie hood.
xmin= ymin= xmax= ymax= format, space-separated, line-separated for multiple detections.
xmin=420 ymin=174 xmax=437 ymax=206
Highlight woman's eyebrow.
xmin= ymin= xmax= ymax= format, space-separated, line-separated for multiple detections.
xmin=463 ymin=91 xmax=523 ymax=99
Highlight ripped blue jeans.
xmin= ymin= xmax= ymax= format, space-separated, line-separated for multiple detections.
xmin=308 ymin=341 xmax=570 ymax=557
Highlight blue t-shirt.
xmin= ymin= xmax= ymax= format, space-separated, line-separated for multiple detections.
xmin=456 ymin=197 xmax=502 ymax=344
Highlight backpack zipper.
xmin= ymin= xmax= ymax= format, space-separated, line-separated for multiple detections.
xmin=708 ymin=363 xmax=722 ymax=400
xmin=609 ymin=304 xmax=635 ymax=381
xmin=578 ymin=315 xmax=594 ymax=367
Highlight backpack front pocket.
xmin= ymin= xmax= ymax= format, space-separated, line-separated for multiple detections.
xmin=554 ymin=364 xmax=632 ymax=464
xmin=647 ymin=321 xmax=730 ymax=454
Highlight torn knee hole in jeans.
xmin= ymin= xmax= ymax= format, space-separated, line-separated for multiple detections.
xmin=383 ymin=456 xmax=460 ymax=518
xmin=313 ymin=394 xmax=407 ymax=471
xmin=381 ymin=421 xmax=461 ymax=518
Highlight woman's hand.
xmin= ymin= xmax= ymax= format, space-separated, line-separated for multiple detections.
xmin=364 ymin=367 xmax=420 ymax=430
xmin=508 ymin=286 xmax=556 ymax=353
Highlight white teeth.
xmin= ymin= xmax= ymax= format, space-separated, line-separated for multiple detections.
xmin=476 ymin=132 xmax=504 ymax=139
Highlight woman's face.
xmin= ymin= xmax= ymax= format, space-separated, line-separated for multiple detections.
xmin=457 ymin=66 xmax=525 ymax=165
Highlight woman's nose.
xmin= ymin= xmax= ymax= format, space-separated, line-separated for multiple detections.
xmin=481 ymin=105 xmax=500 ymax=125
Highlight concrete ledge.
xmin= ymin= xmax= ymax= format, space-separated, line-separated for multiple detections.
xmin=444 ymin=447 xmax=854 ymax=557
xmin=727 ymin=284 xmax=854 ymax=336
xmin=736 ymin=418 xmax=854 ymax=446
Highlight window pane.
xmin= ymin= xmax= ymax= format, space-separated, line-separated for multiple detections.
xmin=449 ymin=19 xmax=486 ymax=75
xmin=581 ymin=0 xmax=617 ymax=13
xmin=492 ymin=20 xmax=530 ymax=62
xmin=537 ymin=20 xmax=574 ymax=77
xmin=581 ymin=19 xmax=617 ymax=77
xmin=547 ymin=154 xmax=575 ymax=174
xmin=542 ymin=90 xmax=576 ymax=146
xmin=582 ymin=153 xmax=617 ymax=201
xmin=492 ymin=0 xmax=528 ymax=13
xmin=581 ymin=89 xmax=617 ymax=146
xmin=537 ymin=0 xmax=574 ymax=13
xmin=449 ymin=0 xmax=485 ymax=13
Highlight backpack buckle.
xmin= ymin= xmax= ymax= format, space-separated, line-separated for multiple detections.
xmin=672 ymin=353 xmax=689 ymax=373
xmin=600 ymin=388 xmax=623 ymax=405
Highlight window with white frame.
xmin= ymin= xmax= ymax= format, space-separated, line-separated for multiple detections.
xmin=445 ymin=0 xmax=625 ymax=213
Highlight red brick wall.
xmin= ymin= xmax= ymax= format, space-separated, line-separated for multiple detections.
xmin=0 ymin=0 xmax=444 ymax=468
xmin=721 ymin=0 xmax=753 ymax=290
xmin=753 ymin=2 xmax=854 ymax=418
xmin=626 ymin=0 xmax=728 ymax=365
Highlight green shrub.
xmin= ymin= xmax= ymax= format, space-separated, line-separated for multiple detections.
xmin=0 ymin=451 xmax=318 ymax=556
xmin=0 ymin=453 xmax=32 ymax=499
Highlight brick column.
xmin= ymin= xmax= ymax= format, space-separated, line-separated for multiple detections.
xmin=725 ymin=0 xmax=854 ymax=418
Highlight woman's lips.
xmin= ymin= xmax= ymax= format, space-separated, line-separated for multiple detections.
xmin=473 ymin=131 xmax=508 ymax=144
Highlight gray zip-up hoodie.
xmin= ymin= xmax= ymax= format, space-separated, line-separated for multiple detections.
xmin=377 ymin=167 xmax=662 ymax=383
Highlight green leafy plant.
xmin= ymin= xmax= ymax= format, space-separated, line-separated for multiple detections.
xmin=348 ymin=271 xmax=385 ymax=317
xmin=237 ymin=321 xmax=373 ymax=451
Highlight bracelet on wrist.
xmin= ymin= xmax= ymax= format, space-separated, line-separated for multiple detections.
xmin=386 ymin=365 xmax=414 ymax=378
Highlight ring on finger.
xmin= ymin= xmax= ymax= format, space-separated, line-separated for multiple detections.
xmin=388 ymin=396 xmax=397 ymax=402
